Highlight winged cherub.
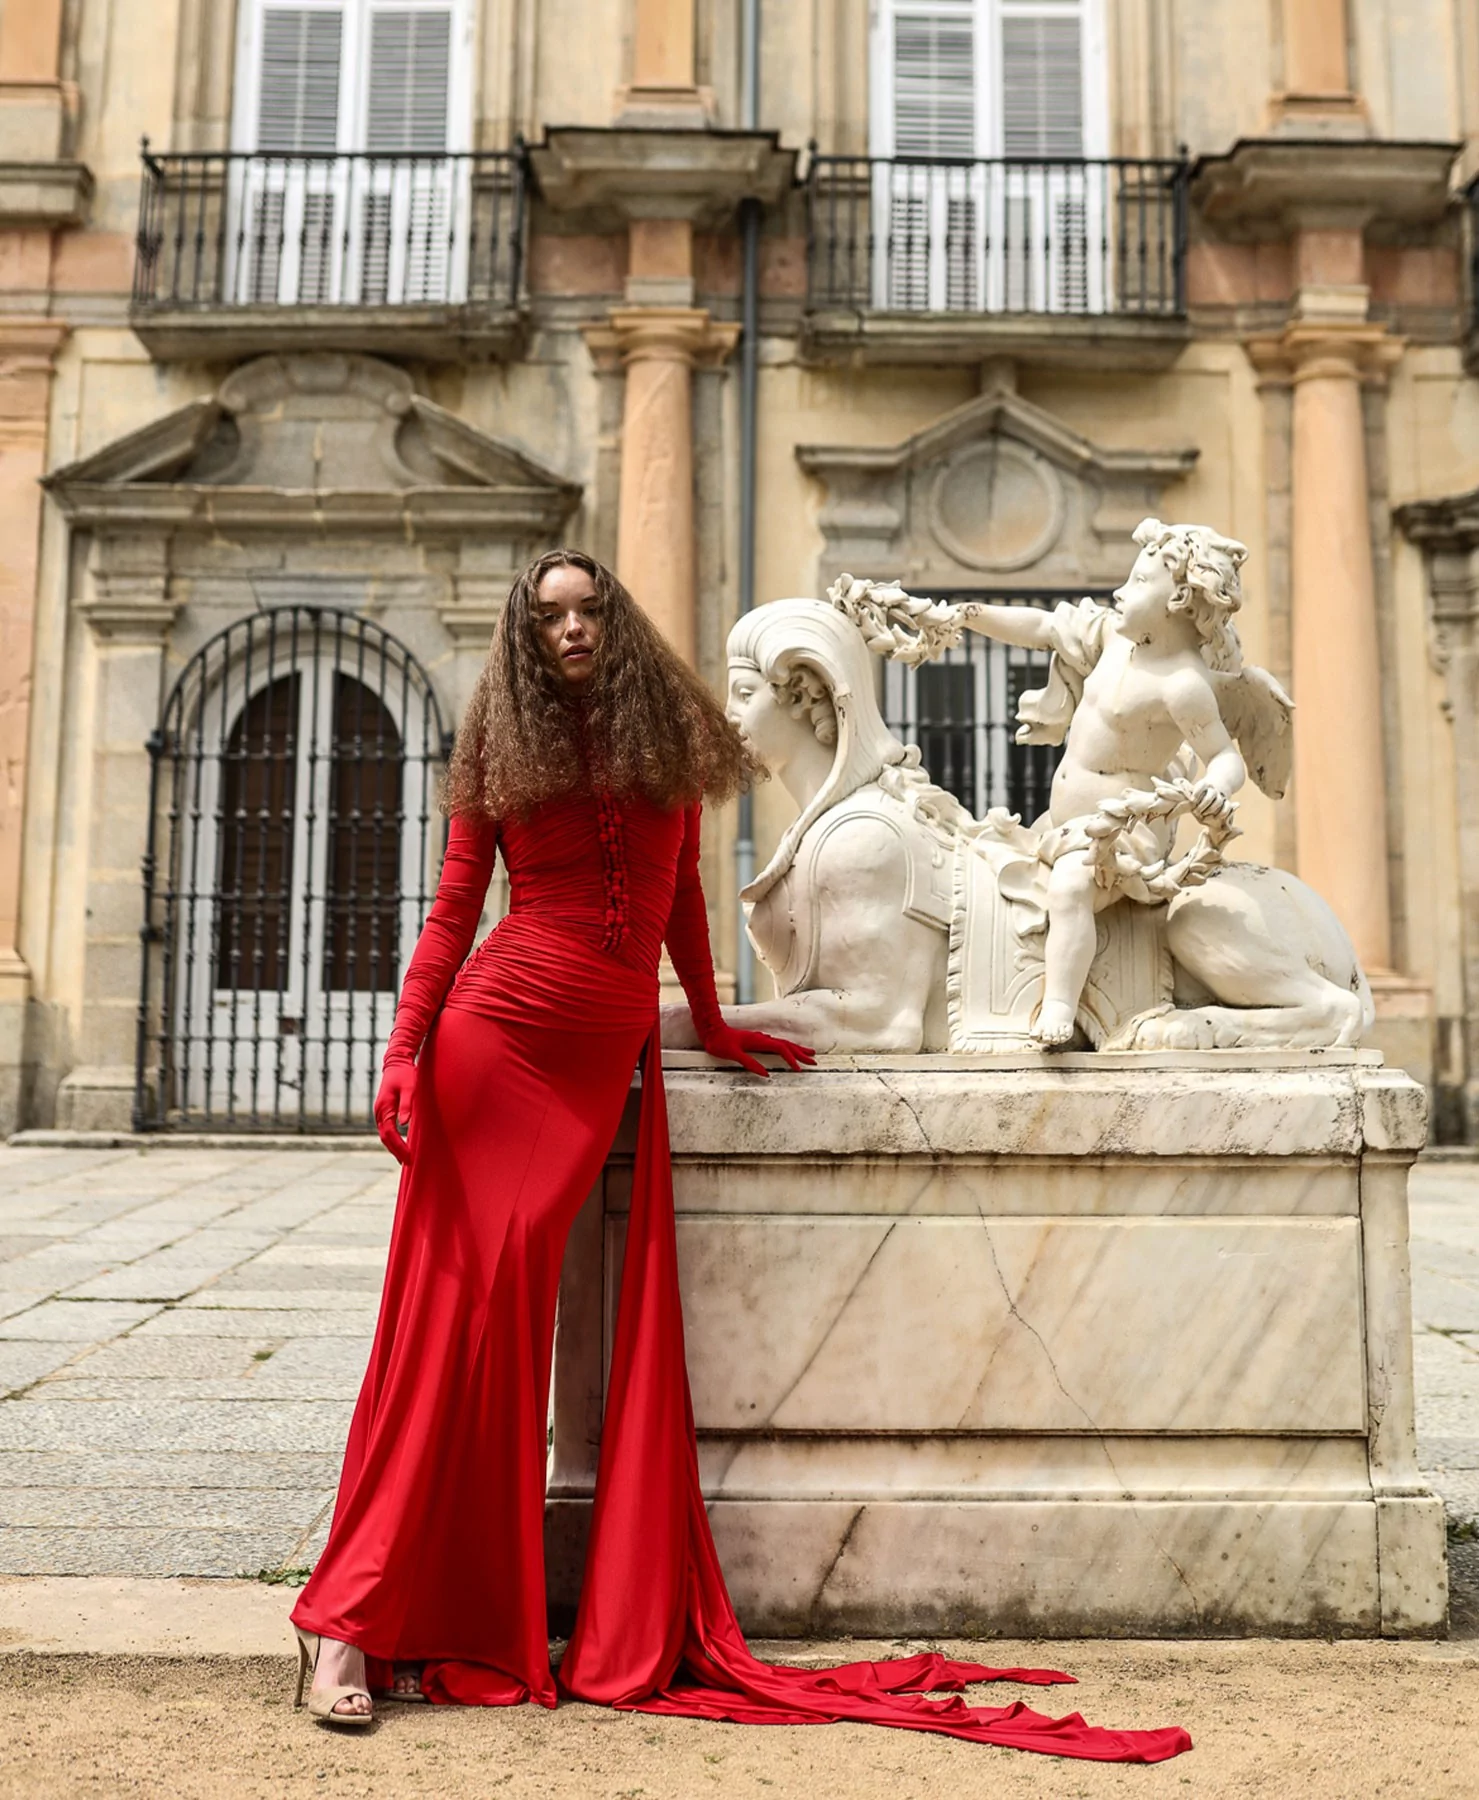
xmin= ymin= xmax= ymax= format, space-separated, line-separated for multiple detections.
xmin=951 ymin=518 xmax=1292 ymax=1047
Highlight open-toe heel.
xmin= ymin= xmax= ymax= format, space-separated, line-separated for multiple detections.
xmin=390 ymin=1662 xmax=427 ymax=1703
xmin=293 ymin=1625 xmax=374 ymax=1728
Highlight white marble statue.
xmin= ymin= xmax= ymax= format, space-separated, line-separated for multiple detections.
xmin=662 ymin=519 xmax=1373 ymax=1056
xmin=663 ymin=598 xmax=966 ymax=1052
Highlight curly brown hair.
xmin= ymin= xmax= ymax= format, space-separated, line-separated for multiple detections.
xmin=442 ymin=549 xmax=755 ymax=820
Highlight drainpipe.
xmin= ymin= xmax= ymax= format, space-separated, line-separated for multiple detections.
xmin=733 ymin=0 xmax=762 ymax=1001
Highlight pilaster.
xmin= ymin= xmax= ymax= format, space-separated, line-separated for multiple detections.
xmin=0 ymin=319 xmax=64 ymax=1128
xmin=1393 ymin=491 xmax=1479 ymax=1138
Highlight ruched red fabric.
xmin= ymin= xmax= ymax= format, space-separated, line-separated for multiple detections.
xmin=292 ymin=792 xmax=1191 ymax=1764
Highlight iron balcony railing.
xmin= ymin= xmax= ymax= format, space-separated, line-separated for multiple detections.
xmin=132 ymin=142 xmax=526 ymax=313
xmin=806 ymin=152 xmax=1189 ymax=319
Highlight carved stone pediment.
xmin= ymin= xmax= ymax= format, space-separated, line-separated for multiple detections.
xmin=796 ymin=388 xmax=1197 ymax=592
xmin=43 ymin=352 xmax=582 ymax=537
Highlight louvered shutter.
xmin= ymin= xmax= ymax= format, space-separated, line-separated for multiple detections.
xmin=360 ymin=8 xmax=453 ymax=301
xmin=885 ymin=9 xmax=975 ymax=312
xmin=256 ymin=8 xmax=344 ymax=151
xmin=244 ymin=10 xmax=344 ymax=303
xmin=891 ymin=9 xmax=976 ymax=157
xmin=1000 ymin=13 xmax=1083 ymax=157
xmin=999 ymin=10 xmax=1087 ymax=310
xmin=365 ymin=8 xmax=451 ymax=150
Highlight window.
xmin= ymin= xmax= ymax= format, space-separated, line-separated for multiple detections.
xmin=881 ymin=592 xmax=1115 ymax=824
xmin=229 ymin=0 xmax=471 ymax=305
xmin=143 ymin=608 xmax=447 ymax=1130
xmin=871 ymin=0 xmax=1103 ymax=162
xmin=869 ymin=0 xmax=1107 ymax=314
xmin=235 ymin=1 xmax=468 ymax=158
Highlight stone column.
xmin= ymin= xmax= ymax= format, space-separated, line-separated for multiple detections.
xmin=0 ymin=321 xmax=64 ymax=1128
xmin=1284 ymin=318 xmax=1401 ymax=972
xmin=602 ymin=304 xmax=738 ymax=663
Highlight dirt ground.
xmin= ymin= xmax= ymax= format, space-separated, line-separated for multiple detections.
xmin=2 ymin=1636 xmax=1478 ymax=1800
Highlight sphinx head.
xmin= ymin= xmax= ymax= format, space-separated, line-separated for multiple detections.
xmin=726 ymin=599 xmax=904 ymax=790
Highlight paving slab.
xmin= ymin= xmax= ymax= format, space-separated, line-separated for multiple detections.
xmin=0 ymin=1298 xmax=164 ymax=1340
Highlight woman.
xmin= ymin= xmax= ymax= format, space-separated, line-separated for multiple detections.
xmin=290 ymin=551 xmax=1189 ymax=1766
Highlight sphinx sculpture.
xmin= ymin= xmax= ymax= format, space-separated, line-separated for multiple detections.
xmin=661 ymin=519 xmax=1372 ymax=1055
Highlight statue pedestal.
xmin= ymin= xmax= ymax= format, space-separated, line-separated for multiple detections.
xmin=546 ymin=1051 xmax=1447 ymax=1637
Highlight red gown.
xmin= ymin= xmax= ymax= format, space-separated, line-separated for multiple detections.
xmin=292 ymin=790 xmax=1191 ymax=1763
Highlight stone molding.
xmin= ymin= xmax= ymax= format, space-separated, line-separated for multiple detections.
xmin=74 ymin=531 xmax=177 ymax=644
xmin=0 ymin=160 xmax=91 ymax=227
xmin=44 ymin=352 xmax=582 ymax=647
xmin=795 ymin=386 xmax=1197 ymax=591
xmin=528 ymin=127 xmax=794 ymax=226
xmin=1192 ymin=138 xmax=1459 ymax=237
xmin=0 ymin=318 xmax=67 ymax=437
xmin=1246 ymin=319 xmax=1406 ymax=389
xmin=798 ymin=310 xmax=1194 ymax=374
xmin=584 ymin=304 xmax=741 ymax=373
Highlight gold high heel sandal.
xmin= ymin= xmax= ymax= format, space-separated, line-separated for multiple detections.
xmin=293 ymin=1627 xmax=374 ymax=1728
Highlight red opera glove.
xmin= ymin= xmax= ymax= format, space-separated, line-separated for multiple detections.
xmin=374 ymin=1061 xmax=417 ymax=1165
xmin=697 ymin=1022 xmax=816 ymax=1078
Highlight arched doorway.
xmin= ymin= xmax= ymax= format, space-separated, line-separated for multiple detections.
xmin=136 ymin=608 xmax=448 ymax=1130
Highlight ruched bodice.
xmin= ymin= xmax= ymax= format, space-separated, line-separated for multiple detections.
xmin=381 ymin=791 xmax=722 ymax=1065
xmin=500 ymin=791 xmax=687 ymax=976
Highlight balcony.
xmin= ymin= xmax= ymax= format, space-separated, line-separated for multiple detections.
xmin=130 ymin=145 xmax=527 ymax=363
xmin=802 ymin=153 xmax=1190 ymax=370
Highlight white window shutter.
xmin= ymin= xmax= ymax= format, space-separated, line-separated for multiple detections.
xmin=892 ymin=10 xmax=976 ymax=158
xmin=1001 ymin=13 xmax=1084 ymax=158
xmin=256 ymin=8 xmax=344 ymax=152
xmin=366 ymin=8 xmax=452 ymax=151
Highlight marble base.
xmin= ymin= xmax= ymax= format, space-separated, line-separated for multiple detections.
xmin=546 ymin=1053 xmax=1448 ymax=1637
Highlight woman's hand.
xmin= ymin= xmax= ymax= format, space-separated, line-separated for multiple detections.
xmin=374 ymin=1062 xmax=418 ymax=1164
xmin=698 ymin=1023 xmax=816 ymax=1078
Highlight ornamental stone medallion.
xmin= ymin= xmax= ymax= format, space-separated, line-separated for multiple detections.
xmin=929 ymin=438 xmax=1065 ymax=573
xmin=797 ymin=386 xmax=1198 ymax=593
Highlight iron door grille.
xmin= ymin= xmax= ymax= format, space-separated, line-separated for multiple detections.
xmin=135 ymin=608 xmax=449 ymax=1132
xmin=882 ymin=590 xmax=1113 ymax=825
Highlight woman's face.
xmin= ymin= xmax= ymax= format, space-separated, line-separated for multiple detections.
xmin=535 ymin=563 xmax=604 ymax=687
xmin=726 ymin=660 xmax=803 ymax=768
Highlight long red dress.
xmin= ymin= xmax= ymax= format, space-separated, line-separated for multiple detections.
xmin=292 ymin=790 xmax=1191 ymax=1763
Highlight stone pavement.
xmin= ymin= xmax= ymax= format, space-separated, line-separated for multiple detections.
xmin=0 ymin=1144 xmax=395 ymax=1580
xmin=0 ymin=1141 xmax=1476 ymax=1607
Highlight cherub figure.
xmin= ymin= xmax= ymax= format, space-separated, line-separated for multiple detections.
xmin=948 ymin=518 xmax=1292 ymax=1046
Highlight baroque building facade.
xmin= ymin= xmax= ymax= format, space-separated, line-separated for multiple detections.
xmin=0 ymin=0 xmax=1478 ymax=1133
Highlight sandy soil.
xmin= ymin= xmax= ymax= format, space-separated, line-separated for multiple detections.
xmin=3 ymin=1636 xmax=1478 ymax=1800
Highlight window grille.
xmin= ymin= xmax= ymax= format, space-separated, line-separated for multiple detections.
xmin=882 ymin=590 xmax=1113 ymax=824
xmin=135 ymin=608 xmax=449 ymax=1132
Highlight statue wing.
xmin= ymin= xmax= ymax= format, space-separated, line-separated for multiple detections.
xmin=1210 ymin=665 xmax=1295 ymax=799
